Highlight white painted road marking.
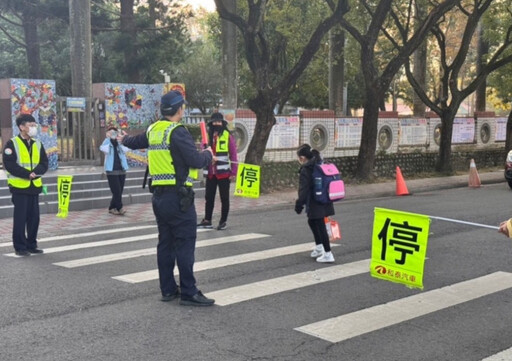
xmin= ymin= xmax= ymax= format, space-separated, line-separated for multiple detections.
xmin=210 ymin=259 xmax=369 ymax=306
xmin=0 ymin=225 xmax=157 ymax=248
xmin=295 ymin=272 xmax=512 ymax=343
xmin=3 ymin=228 xmax=212 ymax=256
xmin=481 ymin=347 xmax=512 ymax=360
xmin=112 ymin=242 xmax=340 ymax=283
xmin=53 ymin=233 xmax=270 ymax=268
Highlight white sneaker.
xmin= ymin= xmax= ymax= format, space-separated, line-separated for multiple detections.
xmin=316 ymin=251 xmax=335 ymax=263
xmin=310 ymin=244 xmax=324 ymax=258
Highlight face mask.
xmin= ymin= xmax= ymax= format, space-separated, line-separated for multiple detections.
xmin=212 ymin=125 xmax=223 ymax=133
xmin=28 ymin=126 xmax=38 ymax=137
xmin=110 ymin=131 xmax=117 ymax=139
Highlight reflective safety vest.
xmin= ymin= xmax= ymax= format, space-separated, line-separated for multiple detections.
xmin=6 ymin=136 xmax=43 ymax=189
xmin=203 ymin=130 xmax=231 ymax=177
xmin=146 ymin=120 xmax=198 ymax=187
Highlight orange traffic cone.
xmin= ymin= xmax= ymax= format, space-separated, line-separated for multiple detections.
xmin=468 ymin=159 xmax=481 ymax=188
xmin=395 ymin=166 xmax=410 ymax=196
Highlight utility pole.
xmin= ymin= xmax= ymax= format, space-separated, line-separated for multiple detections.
xmin=69 ymin=0 xmax=92 ymax=98
xmin=221 ymin=0 xmax=237 ymax=110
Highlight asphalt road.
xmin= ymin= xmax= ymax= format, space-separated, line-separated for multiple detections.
xmin=1 ymin=182 xmax=512 ymax=361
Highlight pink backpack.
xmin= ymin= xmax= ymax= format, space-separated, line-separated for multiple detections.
xmin=313 ymin=163 xmax=345 ymax=203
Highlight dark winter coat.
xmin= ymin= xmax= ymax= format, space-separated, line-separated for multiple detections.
xmin=295 ymin=158 xmax=335 ymax=219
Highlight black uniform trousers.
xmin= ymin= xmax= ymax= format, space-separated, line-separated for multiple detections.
xmin=152 ymin=189 xmax=198 ymax=297
xmin=11 ymin=192 xmax=40 ymax=251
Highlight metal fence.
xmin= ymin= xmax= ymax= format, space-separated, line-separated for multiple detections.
xmin=56 ymin=97 xmax=101 ymax=165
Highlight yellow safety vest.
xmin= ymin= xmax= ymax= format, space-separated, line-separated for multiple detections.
xmin=6 ymin=136 xmax=43 ymax=189
xmin=203 ymin=130 xmax=231 ymax=176
xmin=146 ymin=120 xmax=198 ymax=187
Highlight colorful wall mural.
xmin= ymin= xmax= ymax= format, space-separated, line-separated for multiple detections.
xmin=10 ymin=78 xmax=58 ymax=170
xmin=101 ymin=82 xmax=185 ymax=167
xmin=103 ymin=82 xmax=163 ymax=130
xmin=101 ymin=82 xmax=163 ymax=167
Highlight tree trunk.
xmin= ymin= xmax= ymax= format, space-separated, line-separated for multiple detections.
xmin=245 ymin=93 xmax=276 ymax=165
xmin=475 ymin=22 xmax=488 ymax=112
xmin=355 ymin=88 xmax=380 ymax=179
xmin=69 ymin=0 xmax=92 ymax=98
xmin=69 ymin=0 xmax=93 ymax=160
xmin=22 ymin=10 xmax=41 ymax=78
xmin=329 ymin=27 xmax=344 ymax=116
xmin=506 ymin=109 xmax=512 ymax=152
xmin=221 ymin=0 xmax=237 ymax=110
xmin=148 ymin=0 xmax=157 ymax=27
xmin=436 ymin=109 xmax=456 ymax=174
xmin=412 ymin=5 xmax=427 ymax=116
xmin=120 ymin=0 xmax=140 ymax=83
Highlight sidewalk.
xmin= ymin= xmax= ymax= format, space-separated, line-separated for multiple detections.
xmin=0 ymin=170 xmax=504 ymax=242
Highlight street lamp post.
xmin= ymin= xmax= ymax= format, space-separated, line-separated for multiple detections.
xmin=159 ymin=70 xmax=170 ymax=83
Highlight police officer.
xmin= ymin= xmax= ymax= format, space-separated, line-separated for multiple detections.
xmin=120 ymin=90 xmax=216 ymax=306
xmin=2 ymin=114 xmax=48 ymax=256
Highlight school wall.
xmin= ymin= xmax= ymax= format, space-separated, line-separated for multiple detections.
xmin=260 ymin=149 xmax=506 ymax=192
xmin=0 ymin=78 xmax=59 ymax=170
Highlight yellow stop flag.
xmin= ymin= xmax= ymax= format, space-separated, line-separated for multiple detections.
xmin=234 ymin=163 xmax=260 ymax=198
xmin=370 ymin=207 xmax=430 ymax=289
xmin=56 ymin=175 xmax=73 ymax=218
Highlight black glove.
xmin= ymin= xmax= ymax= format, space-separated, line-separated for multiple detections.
xmin=294 ymin=204 xmax=303 ymax=214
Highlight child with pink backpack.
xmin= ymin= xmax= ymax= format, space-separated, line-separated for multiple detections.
xmin=294 ymin=143 xmax=343 ymax=263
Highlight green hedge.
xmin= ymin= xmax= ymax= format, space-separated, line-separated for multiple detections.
xmin=184 ymin=123 xmax=201 ymax=142
xmin=259 ymin=149 xmax=507 ymax=193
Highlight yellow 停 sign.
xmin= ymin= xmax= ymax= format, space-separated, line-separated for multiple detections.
xmin=370 ymin=207 xmax=430 ymax=289
xmin=234 ymin=163 xmax=260 ymax=198
xmin=56 ymin=175 xmax=73 ymax=218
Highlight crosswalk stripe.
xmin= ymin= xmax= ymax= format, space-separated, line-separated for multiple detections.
xmin=210 ymin=259 xmax=369 ymax=306
xmin=295 ymin=271 xmax=512 ymax=343
xmin=3 ymin=229 xmax=212 ymax=257
xmin=481 ymin=347 xmax=512 ymax=360
xmin=0 ymin=225 xmax=157 ymax=248
xmin=53 ymin=233 xmax=270 ymax=268
xmin=112 ymin=243 xmax=340 ymax=284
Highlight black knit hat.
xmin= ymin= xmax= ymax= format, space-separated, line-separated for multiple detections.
xmin=208 ymin=112 xmax=227 ymax=126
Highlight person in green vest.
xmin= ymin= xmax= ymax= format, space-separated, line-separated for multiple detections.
xmin=2 ymin=114 xmax=48 ymax=256
xmin=197 ymin=112 xmax=238 ymax=230
xmin=120 ymin=90 xmax=216 ymax=306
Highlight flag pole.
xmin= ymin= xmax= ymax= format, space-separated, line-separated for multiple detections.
xmin=429 ymin=215 xmax=499 ymax=230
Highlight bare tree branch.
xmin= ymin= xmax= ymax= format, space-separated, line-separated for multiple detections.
xmin=405 ymin=59 xmax=442 ymax=114
xmin=0 ymin=13 xmax=22 ymax=27
xmin=0 ymin=23 xmax=26 ymax=48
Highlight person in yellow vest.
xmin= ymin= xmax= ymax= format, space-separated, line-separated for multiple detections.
xmin=2 ymin=114 xmax=48 ymax=256
xmin=197 ymin=112 xmax=238 ymax=230
xmin=120 ymin=90 xmax=216 ymax=306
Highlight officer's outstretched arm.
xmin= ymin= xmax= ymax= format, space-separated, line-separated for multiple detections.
xmin=120 ymin=131 xmax=149 ymax=150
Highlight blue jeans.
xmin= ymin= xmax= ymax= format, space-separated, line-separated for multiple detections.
xmin=152 ymin=190 xmax=198 ymax=297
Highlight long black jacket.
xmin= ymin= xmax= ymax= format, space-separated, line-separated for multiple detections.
xmin=295 ymin=158 xmax=335 ymax=219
